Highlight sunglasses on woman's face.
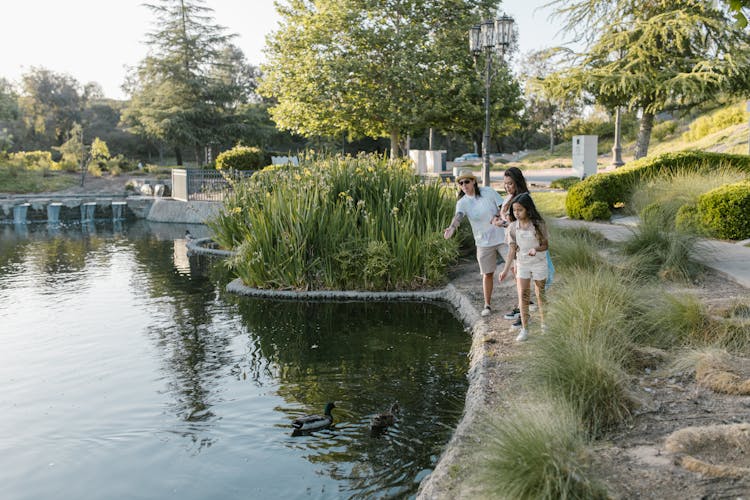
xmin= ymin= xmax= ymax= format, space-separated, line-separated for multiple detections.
xmin=458 ymin=180 xmax=472 ymax=186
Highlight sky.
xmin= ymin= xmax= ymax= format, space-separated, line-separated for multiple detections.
xmin=1 ymin=1 xmax=566 ymax=101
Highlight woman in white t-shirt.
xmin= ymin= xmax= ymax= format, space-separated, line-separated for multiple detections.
xmin=443 ymin=169 xmax=504 ymax=317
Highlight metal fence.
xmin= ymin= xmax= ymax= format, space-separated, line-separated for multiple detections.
xmin=171 ymin=169 xmax=255 ymax=202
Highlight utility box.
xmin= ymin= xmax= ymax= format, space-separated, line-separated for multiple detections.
xmin=572 ymin=135 xmax=598 ymax=179
xmin=426 ymin=150 xmax=447 ymax=173
xmin=409 ymin=150 xmax=447 ymax=175
xmin=408 ymin=150 xmax=427 ymax=175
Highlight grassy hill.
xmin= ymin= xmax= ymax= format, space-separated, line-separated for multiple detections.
xmin=513 ymin=100 xmax=750 ymax=170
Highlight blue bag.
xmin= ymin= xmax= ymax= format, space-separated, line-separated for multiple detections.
xmin=546 ymin=252 xmax=555 ymax=290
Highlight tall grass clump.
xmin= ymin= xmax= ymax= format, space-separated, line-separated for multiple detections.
xmin=479 ymin=400 xmax=607 ymax=499
xmin=548 ymin=226 xmax=609 ymax=273
xmin=638 ymin=291 xmax=713 ymax=349
xmin=533 ymin=268 xmax=648 ymax=435
xmin=630 ymin=167 xmax=748 ymax=227
xmin=620 ymin=215 xmax=703 ymax=282
xmin=208 ymin=153 xmax=460 ymax=291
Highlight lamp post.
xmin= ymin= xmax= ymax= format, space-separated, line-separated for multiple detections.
xmin=470 ymin=15 xmax=514 ymax=187
xmin=611 ymin=106 xmax=624 ymax=167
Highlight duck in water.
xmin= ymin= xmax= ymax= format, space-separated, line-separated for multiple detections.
xmin=291 ymin=402 xmax=336 ymax=435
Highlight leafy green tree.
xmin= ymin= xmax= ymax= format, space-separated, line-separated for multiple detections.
xmin=260 ymin=0 xmax=509 ymax=159
xmin=544 ymin=0 xmax=750 ymax=159
xmin=122 ymin=0 xmax=245 ymax=165
xmin=17 ymin=67 xmax=84 ymax=150
xmin=0 ymin=78 xmax=20 ymax=152
xmin=519 ymin=50 xmax=583 ymax=152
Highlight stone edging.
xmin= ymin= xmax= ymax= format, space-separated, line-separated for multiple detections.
xmin=225 ymin=276 xmax=488 ymax=499
xmin=186 ymin=237 xmax=235 ymax=257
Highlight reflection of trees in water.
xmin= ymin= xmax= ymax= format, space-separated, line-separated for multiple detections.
xmin=0 ymin=225 xmax=108 ymax=291
xmin=129 ymin=234 xmax=239 ymax=450
xmin=232 ymin=298 xmax=469 ymax=498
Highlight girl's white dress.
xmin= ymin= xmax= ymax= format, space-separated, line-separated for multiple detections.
xmin=508 ymin=220 xmax=548 ymax=280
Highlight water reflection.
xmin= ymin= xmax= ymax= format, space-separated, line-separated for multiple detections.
xmin=0 ymin=222 xmax=469 ymax=499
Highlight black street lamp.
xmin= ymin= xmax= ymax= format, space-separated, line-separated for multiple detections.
xmin=470 ymin=15 xmax=514 ymax=187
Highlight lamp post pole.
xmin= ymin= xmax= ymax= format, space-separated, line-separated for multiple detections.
xmin=611 ymin=106 xmax=624 ymax=167
xmin=470 ymin=16 xmax=514 ymax=187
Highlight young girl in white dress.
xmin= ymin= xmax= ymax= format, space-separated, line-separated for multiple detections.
xmin=498 ymin=193 xmax=549 ymax=341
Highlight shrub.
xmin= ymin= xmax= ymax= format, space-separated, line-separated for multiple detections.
xmin=565 ymin=151 xmax=750 ymax=220
xmin=630 ymin=167 xmax=748 ymax=228
xmin=479 ymin=400 xmax=607 ymax=499
xmin=697 ymin=181 xmax=750 ymax=240
xmin=215 ymin=146 xmax=265 ymax=171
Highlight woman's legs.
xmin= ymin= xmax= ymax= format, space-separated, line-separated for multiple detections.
xmin=483 ymin=272 xmax=494 ymax=307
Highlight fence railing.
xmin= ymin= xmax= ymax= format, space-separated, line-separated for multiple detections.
xmin=171 ymin=169 xmax=255 ymax=202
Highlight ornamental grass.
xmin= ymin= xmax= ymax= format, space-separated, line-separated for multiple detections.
xmin=479 ymin=400 xmax=607 ymax=499
xmin=208 ymin=153 xmax=460 ymax=291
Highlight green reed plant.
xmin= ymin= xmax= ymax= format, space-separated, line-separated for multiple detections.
xmin=209 ymin=153 xmax=460 ymax=290
xmin=479 ymin=400 xmax=607 ymax=499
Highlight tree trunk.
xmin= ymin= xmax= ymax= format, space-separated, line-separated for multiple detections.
xmin=429 ymin=127 xmax=434 ymax=150
xmin=195 ymin=144 xmax=202 ymax=167
xmin=549 ymin=126 xmax=554 ymax=152
xmin=175 ymin=147 xmax=183 ymax=166
xmin=390 ymin=129 xmax=400 ymax=159
xmin=635 ymin=111 xmax=654 ymax=160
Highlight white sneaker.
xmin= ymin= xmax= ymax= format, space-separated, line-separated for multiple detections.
xmin=516 ymin=328 xmax=528 ymax=342
xmin=541 ymin=323 xmax=547 ymax=333
xmin=481 ymin=305 xmax=491 ymax=317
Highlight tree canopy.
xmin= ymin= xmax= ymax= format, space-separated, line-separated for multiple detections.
xmin=542 ymin=0 xmax=750 ymax=158
xmin=259 ymin=0 xmax=520 ymax=158
xmin=122 ymin=0 xmax=262 ymax=164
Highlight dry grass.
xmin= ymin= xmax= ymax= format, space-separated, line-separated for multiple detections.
xmin=665 ymin=423 xmax=750 ymax=478
xmin=695 ymin=350 xmax=750 ymax=395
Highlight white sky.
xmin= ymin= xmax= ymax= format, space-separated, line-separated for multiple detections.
xmin=1 ymin=0 xmax=565 ymax=100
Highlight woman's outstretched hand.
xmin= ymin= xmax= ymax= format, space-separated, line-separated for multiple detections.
xmin=443 ymin=226 xmax=455 ymax=239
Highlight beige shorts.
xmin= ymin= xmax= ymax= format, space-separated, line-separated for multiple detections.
xmin=476 ymin=244 xmax=503 ymax=275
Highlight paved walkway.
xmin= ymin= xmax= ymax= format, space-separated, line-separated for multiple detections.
xmin=553 ymin=217 xmax=750 ymax=289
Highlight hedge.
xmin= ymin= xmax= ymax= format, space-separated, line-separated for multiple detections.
xmin=215 ymin=146 xmax=265 ymax=171
xmin=566 ymin=151 xmax=750 ymax=220
xmin=697 ymin=181 xmax=750 ymax=240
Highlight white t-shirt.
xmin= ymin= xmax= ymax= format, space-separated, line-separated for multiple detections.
xmin=455 ymin=186 xmax=505 ymax=247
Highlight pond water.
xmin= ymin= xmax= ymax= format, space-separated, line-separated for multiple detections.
xmin=0 ymin=221 xmax=469 ymax=500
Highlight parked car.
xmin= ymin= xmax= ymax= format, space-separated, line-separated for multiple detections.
xmin=453 ymin=153 xmax=480 ymax=162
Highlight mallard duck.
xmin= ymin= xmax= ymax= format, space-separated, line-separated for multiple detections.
xmin=292 ymin=402 xmax=336 ymax=434
xmin=370 ymin=403 xmax=400 ymax=430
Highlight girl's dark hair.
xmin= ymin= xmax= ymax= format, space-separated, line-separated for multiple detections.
xmin=504 ymin=167 xmax=529 ymax=194
xmin=508 ymin=192 xmax=547 ymax=246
